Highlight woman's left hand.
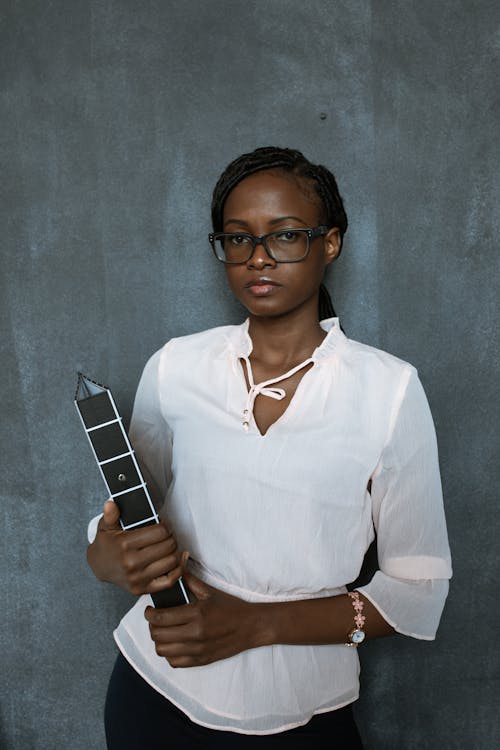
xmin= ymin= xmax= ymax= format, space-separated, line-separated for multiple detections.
xmin=144 ymin=571 xmax=264 ymax=667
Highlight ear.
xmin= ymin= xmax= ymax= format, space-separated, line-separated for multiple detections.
xmin=323 ymin=228 xmax=341 ymax=266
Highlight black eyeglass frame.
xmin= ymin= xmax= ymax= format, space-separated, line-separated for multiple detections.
xmin=208 ymin=225 xmax=330 ymax=264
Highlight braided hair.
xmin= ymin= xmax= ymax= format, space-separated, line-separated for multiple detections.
xmin=211 ymin=147 xmax=348 ymax=322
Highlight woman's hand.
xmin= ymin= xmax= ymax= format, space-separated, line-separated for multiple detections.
xmin=86 ymin=500 xmax=184 ymax=596
xmin=144 ymin=571 xmax=264 ymax=667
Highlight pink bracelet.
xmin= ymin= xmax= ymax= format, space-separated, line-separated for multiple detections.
xmin=345 ymin=591 xmax=366 ymax=646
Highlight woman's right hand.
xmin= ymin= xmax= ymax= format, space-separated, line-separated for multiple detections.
xmin=86 ymin=500 xmax=184 ymax=596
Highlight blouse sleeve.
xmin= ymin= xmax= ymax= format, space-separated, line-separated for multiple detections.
xmin=358 ymin=366 xmax=452 ymax=640
xmin=128 ymin=346 xmax=173 ymax=509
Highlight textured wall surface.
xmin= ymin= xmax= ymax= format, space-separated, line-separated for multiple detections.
xmin=1 ymin=1 xmax=499 ymax=748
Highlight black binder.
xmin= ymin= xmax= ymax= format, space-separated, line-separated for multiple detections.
xmin=75 ymin=372 xmax=190 ymax=608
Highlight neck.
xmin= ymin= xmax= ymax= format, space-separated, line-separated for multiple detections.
xmin=247 ymin=303 xmax=326 ymax=368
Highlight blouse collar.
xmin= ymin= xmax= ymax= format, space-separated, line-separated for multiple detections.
xmin=224 ymin=317 xmax=345 ymax=365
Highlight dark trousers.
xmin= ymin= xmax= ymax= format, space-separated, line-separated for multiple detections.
xmin=105 ymin=652 xmax=365 ymax=749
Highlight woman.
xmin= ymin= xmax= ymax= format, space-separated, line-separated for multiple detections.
xmin=87 ymin=147 xmax=452 ymax=748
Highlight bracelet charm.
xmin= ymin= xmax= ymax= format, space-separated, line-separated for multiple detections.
xmin=346 ymin=591 xmax=366 ymax=647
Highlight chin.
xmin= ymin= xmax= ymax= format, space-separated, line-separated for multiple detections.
xmin=245 ymin=294 xmax=318 ymax=320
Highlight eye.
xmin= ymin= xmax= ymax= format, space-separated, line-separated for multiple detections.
xmin=275 ymin=230 xmax=300 ymax=243
xmin=228 ymin=234 xmax=251 ymax=246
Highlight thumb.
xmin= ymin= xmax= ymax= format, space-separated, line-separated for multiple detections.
xmin=181 ymin=569 xmax=213 ymax=601
xmin=102 ymin=499 xmax=121 ymax=530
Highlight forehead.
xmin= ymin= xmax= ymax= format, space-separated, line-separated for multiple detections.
xmin=223 ymin=169 xmax=321 ymax=223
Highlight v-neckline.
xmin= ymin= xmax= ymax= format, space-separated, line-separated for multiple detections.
xmin=238 ymin=356 xmax=315 ymax=437
xmin=227 ymin=317 xmax=344 ymax=437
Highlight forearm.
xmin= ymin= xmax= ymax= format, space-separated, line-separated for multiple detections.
xmin=252 ymin=592 xmax=394 ymax=649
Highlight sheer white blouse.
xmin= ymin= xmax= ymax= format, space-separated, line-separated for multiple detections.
xmin=93 ymin=318 xmax=452 ymax=734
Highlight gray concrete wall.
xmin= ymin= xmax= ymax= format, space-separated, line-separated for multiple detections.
xmin=1 ymin=1 xmax=498 ymax=747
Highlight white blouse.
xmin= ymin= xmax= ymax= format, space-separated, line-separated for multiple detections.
xmin=96 ymin=318 xmax=452 ymax=734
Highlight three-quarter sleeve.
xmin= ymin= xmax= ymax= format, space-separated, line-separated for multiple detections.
xmin=128 ymin=346 xmax=173 ymax=509
xmin=358 ymin=366 xmax=452 ymax=639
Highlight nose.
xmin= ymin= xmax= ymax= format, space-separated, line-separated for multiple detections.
xmin=247 ymin=239 xmax=276 ymax=268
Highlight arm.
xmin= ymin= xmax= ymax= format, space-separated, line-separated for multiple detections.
xmin=145 ymin=576 xmax=392 ymax=668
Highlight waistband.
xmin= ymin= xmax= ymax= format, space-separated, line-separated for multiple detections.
xmin=188 ymin=560 xmax=346 ymax=603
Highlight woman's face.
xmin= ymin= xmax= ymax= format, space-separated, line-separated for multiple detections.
xmin=222 ymin=170 xmax=340 ymax=320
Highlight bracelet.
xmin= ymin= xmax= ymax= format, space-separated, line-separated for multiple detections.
xmin=345 ymin=591 xmax=366 ymax=647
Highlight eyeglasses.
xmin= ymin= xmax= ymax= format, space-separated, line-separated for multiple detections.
xmin=208 ymin=226 xmax=329 ymax=264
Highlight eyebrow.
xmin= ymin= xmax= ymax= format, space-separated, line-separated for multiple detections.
xmin=224 ymin=215 xmax=307 ymax=228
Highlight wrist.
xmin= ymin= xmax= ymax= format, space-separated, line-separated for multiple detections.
xmin=345 ymin=591 xmax=367 ymax=647
xmin=246 ymin=602 xmax=276 ymax=649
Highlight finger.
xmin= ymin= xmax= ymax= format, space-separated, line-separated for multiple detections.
xmin=148 ymin=624 xmax=199 ymax=646
xmin=144 ymin=603 xmax=194 ymax=627
xmin=120 ymin=539 xmax=179 ymax=589
xmin=144 ymin=563 xmax=186 ymax=594
xmin=121 ymin=522 xmax=174 ymax=551
xmin=158 ymin=647 xmax=205 ymax=666
xmin=167 ymin=655 xmax=204 ymax=668
xmin=149 ymin=629 xmax=206 ymax=662
xmin=102 ymin=499 xmax=121 ymax=530
xmin=181 ymin=570 xmax=213 ymax=601
xmin=150 ymin=634 xmax=203 ymax=664
xmin=140 ymin=557 xmax=183 ymax=589
xmin=130 ymin=536 xmax=178 ymax=569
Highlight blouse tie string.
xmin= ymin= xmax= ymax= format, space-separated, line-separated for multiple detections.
xmin=241 ymin=356 xmax=315 ymax=432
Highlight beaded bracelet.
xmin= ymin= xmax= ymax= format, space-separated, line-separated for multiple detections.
xmin=345 ymin=591 xmax=366 ymax=646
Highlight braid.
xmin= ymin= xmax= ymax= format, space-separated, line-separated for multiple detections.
xmin=318 ymin=283 xmax=345 ymax=332
xmin=318 ymin=283 xmax=336 ymax=319
xmin=211 ymin=146 xmax=348 ymax=324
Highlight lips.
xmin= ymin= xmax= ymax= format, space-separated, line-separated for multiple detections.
xmin=244 ymin=277 xmax=281 ymax=288
xmin=244 ymin=277 xmax=281 ymax=296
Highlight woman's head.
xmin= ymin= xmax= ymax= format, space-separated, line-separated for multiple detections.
xmin=211 ymin=147 xmax=347 ymax=321
xmin=211 ymin=146 xmax=348 ymax=252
